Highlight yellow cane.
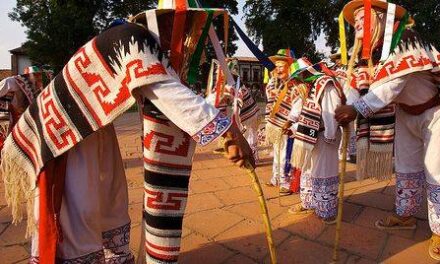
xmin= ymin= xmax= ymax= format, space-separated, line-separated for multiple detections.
xmin=245 ymin=161 xmax=278 ymax=264
xmin=222 ymin=134 xmax=278 ymax=264
xmin=331 ymin=125 xmax=350 ymax=263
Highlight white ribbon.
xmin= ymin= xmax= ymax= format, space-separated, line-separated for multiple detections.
xmin=145 ymin=10 xmax=161 ymax=47
xmin=381 ymin=3 xmax=396 ymax=61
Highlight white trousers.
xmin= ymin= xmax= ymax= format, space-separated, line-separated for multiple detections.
xmin=242 ymin=115 xmax=259 ymax=159
xmin=31 ymin=125 xmax=133 ymax=263
xmin=394 ymin=106 xmax=440 ymax=235
xmin=300 ymin=134 xmax=340 ymax=219
xmin=270 ymin=135 xmax=292 ymax=189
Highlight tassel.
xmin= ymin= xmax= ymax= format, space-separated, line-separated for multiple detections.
xmin=338 ymin=12 xmax=348 ymax=65
xmin=380 ymin=3 xmax=396 ymax=61
xmin=187 ymin=10 xmax=214 ymax=84
xmin=390 ymin=12 xmax=410 ymax=53
xmin=362 ymin=0 xmax=372 ymax=60
xmin=264 ymin=68 xmax=270 ymax=84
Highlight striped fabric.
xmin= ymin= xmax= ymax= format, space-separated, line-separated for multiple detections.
xmin=142 ymin=101 xmax=196 ymax=263
xmin=237 ymin=85 xmax=259 ymax=123
xmin=265 ymin=78 xmax=298 ymax=128
xmin=1 ymin=22 xmax=228 ymax=235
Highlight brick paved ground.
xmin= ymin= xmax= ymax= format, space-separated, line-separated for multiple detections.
xmin=0 ymin=113 xmax=435 ymax=263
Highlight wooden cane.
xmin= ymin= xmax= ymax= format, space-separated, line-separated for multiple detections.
xmin=244 ymin=161 xmax=278 ymax=264
xmin=331 ymin=126 xmax=350 ymax=263
xmin=222 ymin=133 xmax=277 ymax=264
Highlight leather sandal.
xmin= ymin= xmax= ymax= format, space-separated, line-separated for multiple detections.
xmin=375 ymin=215 xmax=416 ymax=230
xmin=288 ymin=204 xmax=314 ymax=215
xmin=429 ymin=233 xmax=440 ymax=261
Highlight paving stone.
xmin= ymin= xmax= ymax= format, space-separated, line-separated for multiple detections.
xmin=354 ymin=207 xmax=415 ymax=239
xmin=414 ymin=195 xmax=428 ymax=220
xmin=223 ymin=254 xmax=257 ymax=264
xmin=414 ymin=220 xmax=432 ymax=242
xmin=318 ymin=222 xmax=387 ymax=259
xmin=215 ymin=186 xmax=261 ymax=206
xmin=128 ymin=202 xmax=143 ymax=225
xmin=0 ymin=223 xmax=27 ymax=246
xmin=214 ymin=219 xmax=289 ymax=261
xmin=0 ymin=245 xmax=29 ymax=263
xmin=128 ymin=187 xmax=143 ymax=205
xmin=0 ymin=205 xmax=13 ymax=224
xmin=189 ymin=178 xmax=231 ymax=194
xmin=380 ymin=235 xmax=438 ymax=264
xmin=180 ymin=232 xmax=235 ymax=264
xmin=266 ymin=235 xmax=348 ymax=264
xmin=185 ymin=193 xmax=224 ymax=214
xmin=194 ymin=167 xmax=240 ymax=180
xmin=345 ymin=255 xmax=376 ymax=264
xmin=350 ymin=180 xmax=390 ymax=195
xmin=343 ymin=178 xmax=381 ymax=192
xmin=382 ymin=184 xmax=396 ymax=197
xmin=272 ymin=213 xmax=326 ymax=240
xmin=342 ymin=202 xmax=364 ymax=223
xmin=0 ymin=192 xmax=7 ymax=207
xmin=348 ymin=191 xmax=395 ymax=211
xmin=183 ymin=208 xmax=244 ymax=238
xmin=221 ymin=174 xmax=254 ymax=189
xmin=129 ymin=223 xmax=142 ymax=256
xmin=224 ymin=201 xmax=284 ymax=223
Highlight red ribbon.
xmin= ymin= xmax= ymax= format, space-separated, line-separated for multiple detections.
xmin=169 ymin=0 xmax=188 ymax=73
xmin=38 ymin=154 xmax=67 ymax=264
xmin=362 ymin=0 xmax=372 ymax=59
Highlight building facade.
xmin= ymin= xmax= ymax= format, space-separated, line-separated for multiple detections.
xmin=227 ymin=56 xmax=265 ymax=101
xmin=10 ymin=46 xmax=32 ymax=75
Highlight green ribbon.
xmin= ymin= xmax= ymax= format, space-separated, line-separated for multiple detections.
xmin=187 ymin=9 xmax=214 ymax=84
xmin=188 ymin=0 xmax=198 ymax=8
xmin=390 ymin=12 xmax=409 ymax=53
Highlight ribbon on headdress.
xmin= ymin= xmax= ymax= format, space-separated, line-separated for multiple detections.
xmin=390 ymin=12 xmax=410 ymax=53
xmin=362 ymin=0 xmax=372 ymax=59
xmin=380 ymin=3 xmax=396 ymax=61
xmin=169 ymin=0 xmax=188 ymax=73
xmin=338 ymin=12 xmax=348 ymax=65
xmin=188 ymin=10 xmax=214 ymax=84
xmin=231 ymin=18 xmax=275 ymax=71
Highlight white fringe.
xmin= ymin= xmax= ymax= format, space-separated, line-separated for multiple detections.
xmin=356 ymin=139 xmax=393 ymax=181
xmin=356 ymin=138 xmax=369 ymax=180
xmin=292 ymin=140 xmax=314 ymax=171
xmin=368 ymin=143 xmax=394 ymax=181
xmin=264 ymin=123 xmax=282 ymax=144
xmin=0 ymin=138 xmax=37 ymax=237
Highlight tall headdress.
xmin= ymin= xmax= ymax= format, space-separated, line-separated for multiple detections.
xmin=130 ymin=0 xmax=230 ymax=85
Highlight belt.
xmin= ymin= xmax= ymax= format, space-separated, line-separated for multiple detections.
xmin=399 ymin=93 xmax=440 ymax=115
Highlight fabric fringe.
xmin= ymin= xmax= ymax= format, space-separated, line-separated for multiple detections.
xmin=292 ymin=141 xmax=313 ymax=171
xmin=0 ymin=141 xmax=36 ymax=238
xmin=367 ymin=143 xmax=394 ymax=181
xmin=356 ymin=139 xmax=393 ymax=181
xmin=264 ymin=123 xmax=282 ymax=145
xmin=356 ymin=138 xmax=369 ymax=180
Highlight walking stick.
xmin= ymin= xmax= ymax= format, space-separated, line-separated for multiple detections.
xmin=244 ymin=160 xmax=278 ymax=264
xmin=221 ymin=134 xmax=277 ymax=264
xmin=331 ymin=125 xmax=350 ymax=263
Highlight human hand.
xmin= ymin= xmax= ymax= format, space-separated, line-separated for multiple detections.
xmin=222 ymin=124 xmax=256 ymax=169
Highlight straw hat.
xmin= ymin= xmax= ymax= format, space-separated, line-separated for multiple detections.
xmin=269 ymin=49 xmax=294 ymax=66
xmin=343 ymin=0 xmax=407 ymax=25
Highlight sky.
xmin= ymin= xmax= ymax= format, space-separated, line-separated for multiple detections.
xmin=0 ymin=0 xmax=329 ymax=69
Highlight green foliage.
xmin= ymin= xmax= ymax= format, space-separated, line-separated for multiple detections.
xmin=10 ymin=0 xmax=154 ymax=73
xmin=243 ymin=0 xmax=440 ymax=61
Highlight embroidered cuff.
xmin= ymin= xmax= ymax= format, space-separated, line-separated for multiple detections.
xmin=323 ymin=137 xmax=337 ymax=145
xmin=354 ymin=98 xmax=374 ymax=118
xmin=192 ymin=113 xmax=232 ymax=146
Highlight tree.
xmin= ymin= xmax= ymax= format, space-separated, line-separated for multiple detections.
xmin=243 ymin=0 xmax=440 ymax=61
xmin=9 ymin=0 xmax=238 ymax=74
